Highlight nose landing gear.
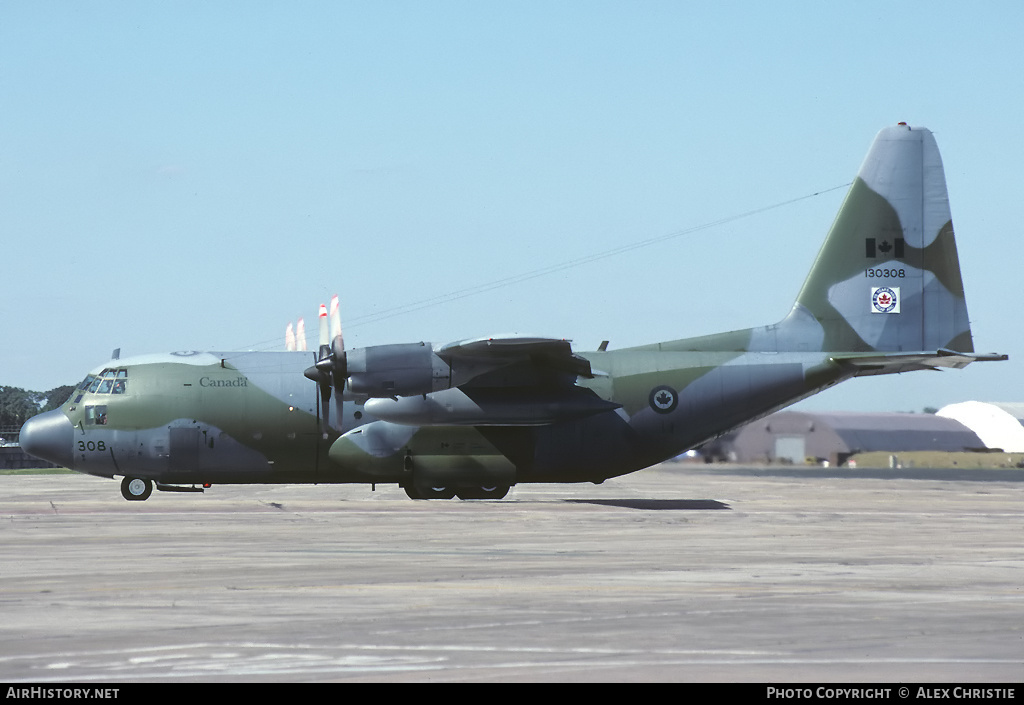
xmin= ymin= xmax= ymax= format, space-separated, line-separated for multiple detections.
xmin=120 ymin=477 xmax=153 ymax=501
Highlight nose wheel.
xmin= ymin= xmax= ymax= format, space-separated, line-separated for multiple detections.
xmin=120 ymin=477 xmax=153 ymax=501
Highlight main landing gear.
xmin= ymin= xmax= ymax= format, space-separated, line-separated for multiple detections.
xmin=403 ymin=484 xmax=511 ymax=500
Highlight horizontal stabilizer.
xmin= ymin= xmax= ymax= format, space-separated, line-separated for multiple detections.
xmin=831 ymin=349 xmax=1008 ymax=376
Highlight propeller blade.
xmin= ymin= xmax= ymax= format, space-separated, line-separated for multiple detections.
xmin=285 ymin=323 xmax=296 ymax=352
xmin=329 ymin=294 xmax=343 ymax=350
xmin=318 ymin=304 xmax=329 ymax=353
xmin=295 ymin=317 xmax=307 ymax=351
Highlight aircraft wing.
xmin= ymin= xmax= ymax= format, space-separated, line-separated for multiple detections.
xmin=436 ymin=335 xmax=596 ymax=384
xmin=831 ymin=349 xmax=1008 ymax=377
xmin=362 ymin=336 xmax=614 ymax=426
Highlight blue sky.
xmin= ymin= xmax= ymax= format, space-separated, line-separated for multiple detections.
xmin=2 ymin=1 xmax=1022 ymax=412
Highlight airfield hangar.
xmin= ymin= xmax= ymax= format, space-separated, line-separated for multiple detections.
xmin=699 ymin=402 xmax=1024 ymax=465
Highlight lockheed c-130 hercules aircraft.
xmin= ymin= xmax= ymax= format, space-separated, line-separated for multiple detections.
xmin=21 ymin=124 xmax=1007 ymax=501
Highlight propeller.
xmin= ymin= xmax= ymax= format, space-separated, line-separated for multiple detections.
xmin=304 ymin=295 xmax=347 ymax=438
xmin=285 ymin=319 xmax=308 ymax=352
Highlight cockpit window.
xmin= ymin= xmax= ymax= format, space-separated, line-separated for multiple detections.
xmin=78 ymin=375 xmax=97 ymax=391
xmin=85 ymin=368 xmax=128 ymax=394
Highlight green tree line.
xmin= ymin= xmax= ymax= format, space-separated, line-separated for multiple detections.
xmin=0 ymin=385 xmax=76 ymax=428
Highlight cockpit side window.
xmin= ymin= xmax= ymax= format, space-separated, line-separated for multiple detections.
xmin=85 ymin=405 xmax=108 ymax=425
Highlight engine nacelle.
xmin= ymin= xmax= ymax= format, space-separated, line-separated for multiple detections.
xmin=345 ymin=342 xmax=452 ymax=397
xmin=364 ymin=387 xmax=620 ymax=426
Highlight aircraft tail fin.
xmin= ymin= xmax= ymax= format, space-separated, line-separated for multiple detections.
xmin=780 ymin=124 xmax=974 ymax=354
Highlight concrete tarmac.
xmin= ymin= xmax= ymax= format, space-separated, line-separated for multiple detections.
xmin=1 ymin=464 xmax=1022 ymax=683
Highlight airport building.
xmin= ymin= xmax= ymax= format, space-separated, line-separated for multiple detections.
xmin=936 ymin=402 xmax=1024 ymax=453
xmin=699 ymin=402 xmax=1024 ymax=465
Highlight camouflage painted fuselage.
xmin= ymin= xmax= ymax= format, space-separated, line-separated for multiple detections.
xmin=21 ymin=125 xmax=1004 ymax=498
xmin=53 ymin=345 xmax=847 ymax=487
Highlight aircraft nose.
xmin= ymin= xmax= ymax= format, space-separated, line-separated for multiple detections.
xmin=20 ymin=410 xmax=75 ymax=469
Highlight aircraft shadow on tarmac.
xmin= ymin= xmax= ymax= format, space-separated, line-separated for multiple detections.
xmin=565 ymin=499 xmax=730 ymax=510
